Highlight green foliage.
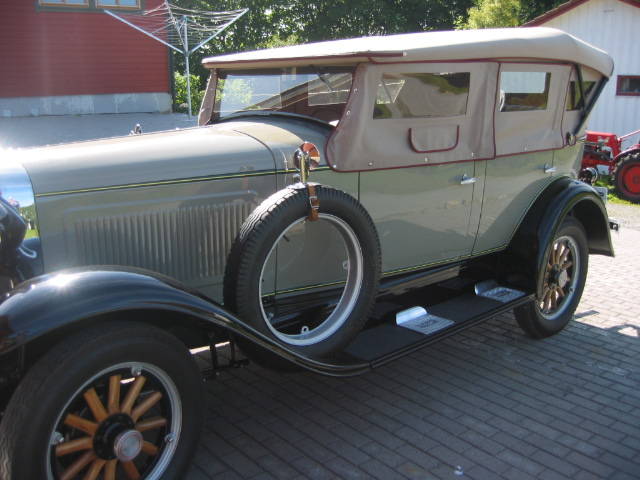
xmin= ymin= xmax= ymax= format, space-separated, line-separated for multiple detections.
xmin=457 ymin=0 xmax=522 ymax=29
xmin=174 ymin=71 xmax=205 ymax=113
xmin=595 ymin=175 xmax=637 ymax=205
xmin=171 ymin=0 xmax=475 ymax=80
xmin=457 ymin=0 xmax=567 ymax=28
xmin=168 ymin=0 xmax=566 ymax=104
xmin=518 ymin=0 xmax=567 ymax=24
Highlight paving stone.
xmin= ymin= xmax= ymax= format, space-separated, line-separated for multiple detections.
xmin=189 ymin=221 xmax=640 ymax=478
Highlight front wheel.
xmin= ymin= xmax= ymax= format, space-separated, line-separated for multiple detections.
xmin=514 ymin=217 xmax=588 ymax=338
xmin=0 ymin=322 xmax=204 ymax=480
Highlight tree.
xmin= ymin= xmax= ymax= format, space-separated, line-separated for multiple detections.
xmin=173 ymin=0 xmax=475 ymax=80
xmin=457 ymin=0 xmax=522 ymax=29
xmin=457 ymin=0 xmax=568 ymax=29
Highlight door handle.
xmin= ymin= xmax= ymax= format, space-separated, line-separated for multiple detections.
xmin=460 ymin=174 xmax=477 ymax=185
xmin=543 ymin=164 xmax=556 ymax=174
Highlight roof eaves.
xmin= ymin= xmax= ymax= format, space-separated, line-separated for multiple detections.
xmin=524 ymin=0 xmax=640 ymax=26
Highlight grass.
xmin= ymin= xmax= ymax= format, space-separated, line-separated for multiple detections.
xmin=24 ymin=229 xmax=38 ymax=239
xmin=594 ymin=176 xmax=638 ymax=206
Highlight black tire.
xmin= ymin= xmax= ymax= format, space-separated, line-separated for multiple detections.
xmin=224 ymin=185 xmax=381 ymax=359
xmin=0 ymin=322 xmax=203 ymax=480
xmin=613 ymin=151 xmax=640 ymax=203
xmin=514 ymin=217 xmax=588 ymax=338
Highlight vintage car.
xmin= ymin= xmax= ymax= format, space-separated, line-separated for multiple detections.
xmin=0 ymin=27 xmax=614 ymax=479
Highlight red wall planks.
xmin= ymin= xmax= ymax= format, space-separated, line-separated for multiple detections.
xmin=0 ymin=1 xmax=169 ymax=98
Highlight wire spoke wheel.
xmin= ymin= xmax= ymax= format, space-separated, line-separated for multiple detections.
xmin=48 ymin=362 xmax=181 ymax=480
xmin=538 ymin=235 xmax=580 ymax=321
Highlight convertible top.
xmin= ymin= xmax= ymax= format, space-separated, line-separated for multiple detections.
xmin=202 ymin=27 xmax=613 ymax=77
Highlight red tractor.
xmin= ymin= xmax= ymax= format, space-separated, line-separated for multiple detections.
xmin=581 ymin=129 xmax=640 ymax=203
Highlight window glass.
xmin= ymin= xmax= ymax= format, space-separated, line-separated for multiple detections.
xmin=566 ymin=80 xmax=596 ymax=110
xmin=39 ymin=0 xmax=88 ymax=5
xmin=617 ymin=76 xmax=640 ymax=96
xmin=373 ymin=72 xmax=470 ymax=119
xmin=213 ymin=67 xmax=354 ymax=124
xmin=97 ymin=0 xmax=140 ymax=7
xmin=499 ymin=71 xmax=551 ymax=112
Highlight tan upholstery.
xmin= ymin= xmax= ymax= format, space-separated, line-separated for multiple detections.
xmin=327 ymin=62 xmax=498 ymax=171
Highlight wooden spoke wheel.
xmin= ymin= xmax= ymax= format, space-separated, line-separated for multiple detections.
xmin=50 ymin=363 xmax=180 ymax=480
xmin=538 ymin=235 xmax=580 ymax=320
xmin=0 ymin=323 xmax=203 ymax=480
xmin=514 ymin=217 xmax=588 ymax=339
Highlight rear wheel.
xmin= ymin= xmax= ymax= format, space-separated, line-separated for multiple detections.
xmin=515 ymin=217 xmax=588 ymax=338
xmin=613 ymin=152 xmax=640 ymax=203
xmin=0 ymin=322 xmax=203 ymax=480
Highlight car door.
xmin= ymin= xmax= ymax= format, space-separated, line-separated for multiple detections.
xmin=343 ymin=62 xmax=497 ymax=274
xmin=473 ymin=63 xmax=571 ymax=254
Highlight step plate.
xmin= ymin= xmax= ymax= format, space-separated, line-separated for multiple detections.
xmin=342 ymin=290 xmax=533 ymax=366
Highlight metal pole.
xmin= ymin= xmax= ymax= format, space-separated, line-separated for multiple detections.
xmin=182 ymin=16 xmax=192 ymax=117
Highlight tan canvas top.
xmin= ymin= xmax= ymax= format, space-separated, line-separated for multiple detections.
xmin=202 ymin=27 xmax=613 ymax=77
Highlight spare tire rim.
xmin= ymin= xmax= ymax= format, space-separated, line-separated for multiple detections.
xmin=539 ymin=235 xmax=580 ymax=321
xmin=258 ymin=213 xmax=364 ymax=346
xmin=47 ymin=362 xmax=181 ymax=480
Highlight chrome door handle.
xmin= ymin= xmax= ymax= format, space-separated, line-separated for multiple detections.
xmin=460 ymin=174 xmax=477 ymax=185
xmin=543 ymin=164 xmax=556 ymax=174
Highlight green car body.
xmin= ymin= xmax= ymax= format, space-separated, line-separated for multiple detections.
xmin=0 ymin=27 xmax=618 ymax=480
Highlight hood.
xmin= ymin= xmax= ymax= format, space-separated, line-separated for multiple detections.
xmin=9 ymin=124 xmax=276 ymax=197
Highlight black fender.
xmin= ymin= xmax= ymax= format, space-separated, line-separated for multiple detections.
xmin=508 ymin=176 xmax=614 ymax=291
xmin=0 ymin=267 xmax=369 ymax=377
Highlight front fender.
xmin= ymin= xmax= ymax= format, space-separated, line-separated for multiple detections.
xmin=509 ymin=177 xmax=614 ymax=290
xmin=0 ymin=267 xmax=369 ymax=377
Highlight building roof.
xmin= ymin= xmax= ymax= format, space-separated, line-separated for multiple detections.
xmin=525 ymin=0 xmax=640 ymax=26
xmin=202 ymin=27 xmax=614 ymax=77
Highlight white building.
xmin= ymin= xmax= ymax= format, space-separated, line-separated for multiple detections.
xmin=526 ymin=0 xmax=639 ymax=136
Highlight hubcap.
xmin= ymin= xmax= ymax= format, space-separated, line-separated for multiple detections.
xmin=114 ymin=430 xmax=144 ymax=462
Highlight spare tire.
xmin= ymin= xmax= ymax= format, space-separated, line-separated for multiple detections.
xmin=224 ymin=185 xmax=380 ymax=357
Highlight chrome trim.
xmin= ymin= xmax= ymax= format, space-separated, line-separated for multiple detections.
xmin=0 ymin=156 xmax=38 ymax=236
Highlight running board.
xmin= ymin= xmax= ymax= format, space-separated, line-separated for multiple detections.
xmin=335 ymin=287 xmax=533 ymax=369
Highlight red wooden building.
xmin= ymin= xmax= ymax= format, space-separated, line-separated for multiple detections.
xmin=0 ymin=0 xmax=171 ymax=117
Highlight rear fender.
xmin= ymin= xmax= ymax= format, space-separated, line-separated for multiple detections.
xmin=508 ymin=177 xmax=614 ymax=291
xmin=0 ymin=267 xmax=369 ymax=377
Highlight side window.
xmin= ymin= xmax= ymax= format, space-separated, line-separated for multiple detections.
xmin=566 ymin=80 xmax=596 ymax=110
xmin=96 ymin=0 xmax=140 ymax=7
xmin=373 ymin=72 xmax=470 ymax=119
xmin=499 ymin=71 xmax=551 ymax=112
xmin=39 ymin=0 xmax=88 ymax=5
xmin=617 ymin=76 xmax=640 ymax=96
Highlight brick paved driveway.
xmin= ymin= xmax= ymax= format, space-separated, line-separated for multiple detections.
xmin=188 ymin=215 xmax=639 ymax=480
